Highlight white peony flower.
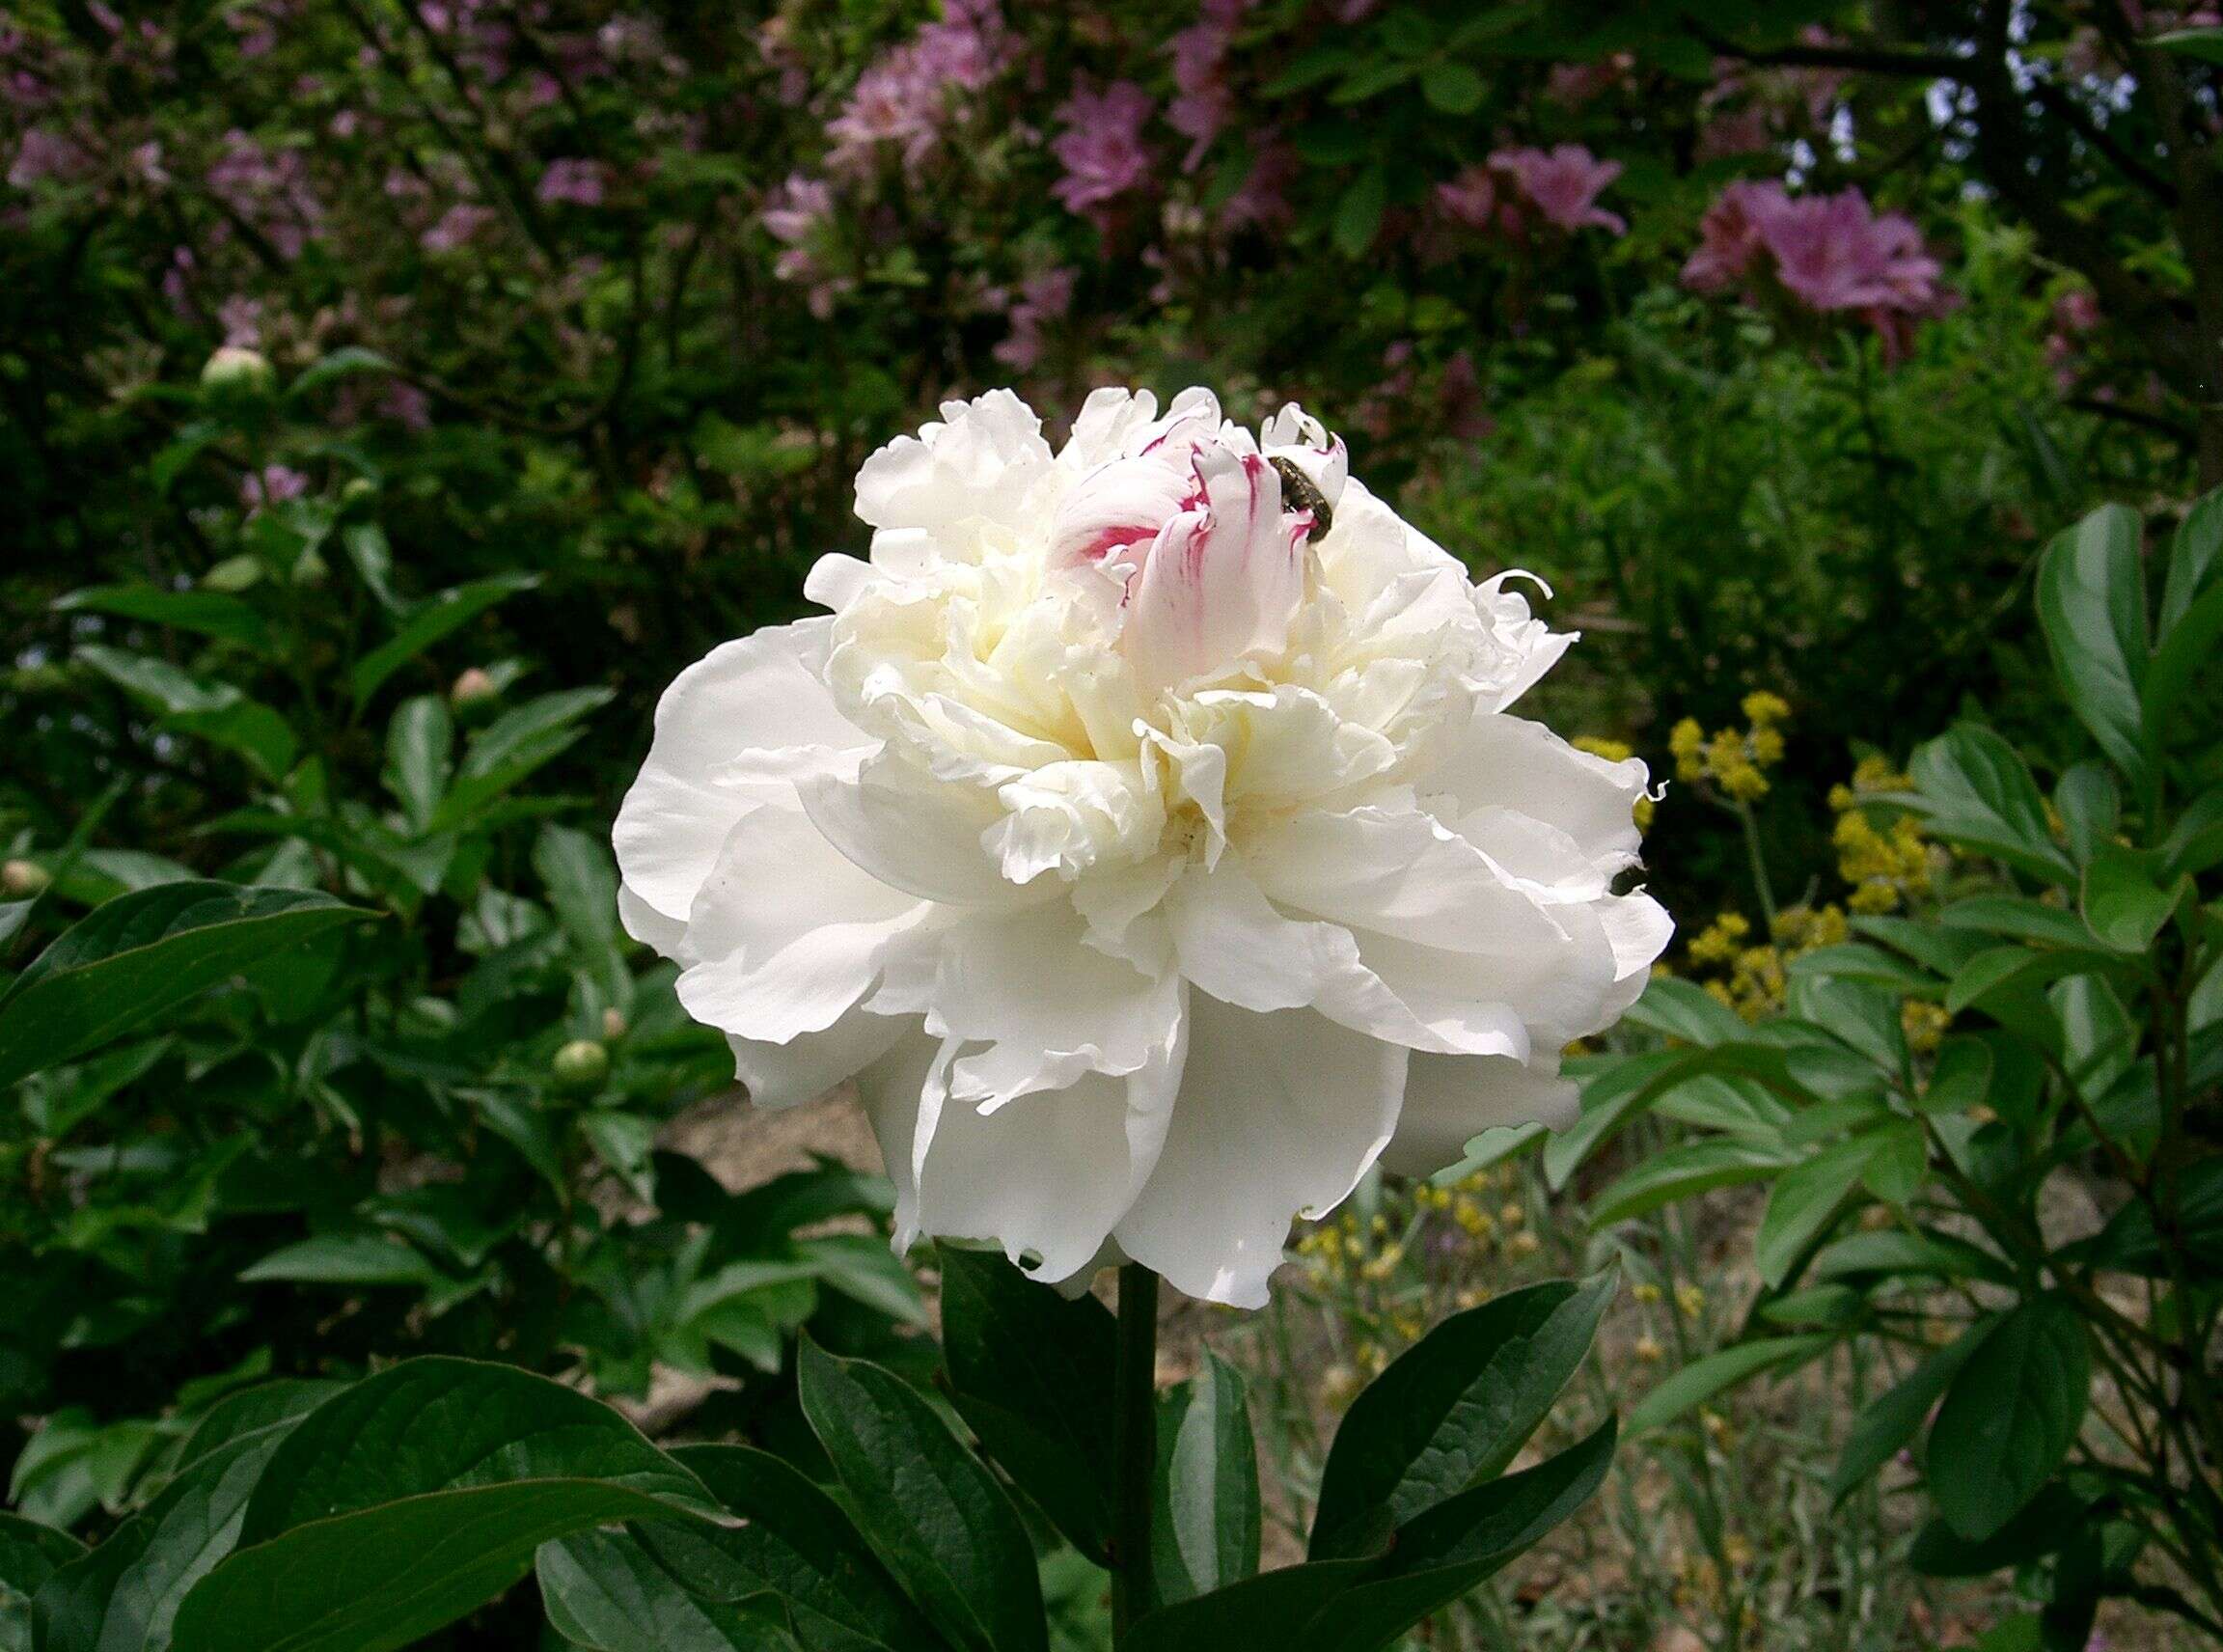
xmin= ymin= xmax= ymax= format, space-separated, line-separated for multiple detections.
xmin=616 ymin=387 xmax=1671 ymax=1308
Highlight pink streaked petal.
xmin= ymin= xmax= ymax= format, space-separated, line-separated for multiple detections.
xmin=1122 ymin=446 xmax=1305 ymax=693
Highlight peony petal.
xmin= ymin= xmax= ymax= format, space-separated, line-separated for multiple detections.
xmin=853 ymin=389 xmax=1055 ymax=538
xmin=854 ymin=1030 xmax=943 ymax=1252
xmin=800 ymin=749 xmax=1030 ymax=905
xmin=613 ymin=619 xmax=867 ymax=931
xmin=1427 ymin=712 xmax=1648 ymax=864
xmin=871 ymin=901 xmax=1183 ymax=1103
xmin=676 ymin=802 xmax=927 ymax=1043
xmin=727 ymin=1009 xmax=907 ymax=1111
xmin=910 ymin=1014 xmax=1188 ymax=1285
xmin=1116 ymin=999 xmax=1407 ymax=1308
xmin=1379 ymin=1050 xmax=1578 ymax=1176
xmin=1123 ymin=446 xmax=1305 ymax=694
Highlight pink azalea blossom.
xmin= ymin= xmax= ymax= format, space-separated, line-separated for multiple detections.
xmin=1166 ymin=0 xmax=1252 ymax=172
xmin=206 ymin=129 xmax=324 ymax=259
xmin=8 ymin=126 xmax=87 ymax=189
xmin=1490 ymin=144 xmax=1625 ymax=234
xmin=762 ymin=175 xmax=849 ymax=317
xmin=535 ymin=157 xmax=605 ymax=206
xmin=217 ymin=293 xmax=263 ymax=347
xmin=422 ymin=202 xmax=496 ymax=252
xmin=824 ymin=0 xmax=1011 ymax=176
xmin=241 ymin=464 xmax=309 ymax=509
xmin=1684 ymin=179 xmax=1951 ymax=356
xmin=1681 ymin=179 xmax=1787 ymax=292
xmin=1220 ymin=138 xmax=1298 ymax=233
xmin=993 ymin=265 xmax=1076 ymax=370
xmin=1051 ymin=80 xmax=1155 ymax=224
xmin=1434 ymin=165 xmax=1498 ymax=231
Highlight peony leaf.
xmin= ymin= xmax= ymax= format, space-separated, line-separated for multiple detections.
xmin=535 ymin=1528 xmax=797 ymax=1652
xmin=936 ymin=1244 xmax=1117 ymax=1563
xmin=169 ymin=1359 xmax=719 ymax=1652
xmin=1309 ymin=1272 xmax=1613 ymax=1560
xmin=644 ymin=1445 xmax=944 ymax=1652
xmin=796 ymin=1340 xmax=1045 ymax=1652
xmin=0 ymin=882 xmax=372 ymax=1088
xmin=1908 ymin=726 xmax=2076 ymax=885
xmin=1300 ymin=1419 xmax=1618 ymax=1652
xmin=1151 ymin=1353 xmax=1259 ymax=1607
xmin=36 ymin=1421 xmax=300 ymax=1652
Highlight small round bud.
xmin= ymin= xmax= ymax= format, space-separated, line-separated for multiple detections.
xmin=291 ymin=548 xmax=330 ymax=587
xmin=551 ymin=1038 xmax=610 ymax=1093
xmin=600 ymin=1007 xmax=628 ymax=1041
xmin=1 ymin=859 xmax=50 ymax=898
xmin=340 ymin=477 xmax=378 ymax=509
xmin=200 ymin=345 xmax=276 ymax=402
xmin=451 ymin=667 xmax=499 ymax=716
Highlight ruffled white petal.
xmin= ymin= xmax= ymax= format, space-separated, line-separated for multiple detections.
xmin=906 ymin=1013 xmax=1188 ymax=1284
xmin=613 ymin=619 xmax=866 ymax=928
xmin=1115 ymin=999 xmax=1407 ymax=1308
xmin=676 ymin=802 xmax=927 ymax=1043
xmin=1380 ymin=1050 xmax=1579 ymax=1176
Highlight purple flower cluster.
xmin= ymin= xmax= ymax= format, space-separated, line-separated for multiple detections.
xmin=1436 ymin=144 xmax=1625 ymax=239
xmin=1165 ymin=0 xmax=1251 ymax=172
xmin=206 ymin=129 xmax=324 ymax=261
xmin=1684 ymin=179 xmax=1949 ymax=354
xmin=824 ymin=0 xmax=1012 ymax=176
xmin=1050 ymin=80 xmax=1155 ymax=226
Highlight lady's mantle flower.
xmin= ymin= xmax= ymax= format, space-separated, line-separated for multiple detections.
xmin=617 ymin=388 xmax=1671 ymax=1307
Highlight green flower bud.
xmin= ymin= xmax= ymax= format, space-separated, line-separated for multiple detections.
xmin=551 ymin=1038 xmax=610 ymax=1094
xmin=1 ymin=859 xmax=51 ymax=898
xmin=451 ymin=667 xmax=500 ymax=719
xmin=200 ymin=345 xmax=276 ymax=402
xmin=600 ymin=1007 xmax=629 ymax=1042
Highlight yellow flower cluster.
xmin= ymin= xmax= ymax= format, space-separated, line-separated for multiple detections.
xmin=1669 ymin=692 xmax=1791 ymax=803
xmin=1829 ymin=755 xmax=1935 ymax=915
xmin=1572 ymin=735 xmax=1655 ymax=830
xmin=1684 ymin=903 xmax=1850 ymax=1019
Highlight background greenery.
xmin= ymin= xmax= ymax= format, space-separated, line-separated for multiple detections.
xmin=2 ymin=2 xmax=2219 ymax=1649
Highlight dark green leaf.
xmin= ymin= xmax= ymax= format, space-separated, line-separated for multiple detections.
xmin=1125 ymin=1559 xmax=1374 ymax=1652
xmin=1621 ymin=975 xmax=1750 ymax=1046
xmin=645 ymin=1444 xmax=945 ymax=1652
xmin=2081 ymin=842 xmax=2183 ymax=952
xmin=2052 ymin=764 xmax=2120 ymax=865
xmin=77 ymin=647 xmax=297 ymax=781
xmin=54 ymin=586 xmax=268 ymax=649
xmin=1152 ymin=1353 xmax=1259 ymax=1606
xmin=537 ymin=1528 xmax=797 ymax=1652
xmin=1303 ymin=1419 xmax=1618 ymax=1652
xmin=0 ymin=883 xmax=370 ymax=1088
xmin=2035 ymin=504 xmax=2148 ymax=785
xmin=1628 ymin=1337 xmax=1831 ymax=1435
xmin=1917 ymin=1035 xmax=1993 ymax=1116
xmin=1929 ymin=1298 xmax=2090 ymax=1540
xmin=1587 ymin=1139 xmax=1796 ymax=1226
xmin=1332 ymin=169 xmax=1387 ymax=259
xmin=237 ymin=1233 xmax=444 ymax=1288
xmin=36 ymin=1424 xmax=295 ymax=1652
xmin=797 ymin=1339 xmax=1045 ymax=1652
xmin=1909 ymin=727 xmax=2074 ymax=884
xmin=1311 ymin=1273 xmax=1612 ymax=1558
xmin=1831 ymin=1318 xmax=1993 ymax=1501
xmin=0 ymin=1514 xmax=83 ymax=1652
xmin=936 ymin=1245 xmax=1117 ymax=1562
xmin=1756 ymin=1138 xmax=1878 ymax=1288
xmin=382 ymin=697 xmax=453 ymax=836
xmin=1419 ymin=61 xmax=1485 ymax=113
xmin=2159 ymin=484 xmax=2223 ymax=630
xmin=2151 ymin=26 xmax=2223 ymax=64
xmin=349 ymin=574 xmax=538 ymax=707
xmin=1907 ymin=1483 xmax=2084 ymax=1576
xmin=170 ymin=1360 xmax=716 ymax=1652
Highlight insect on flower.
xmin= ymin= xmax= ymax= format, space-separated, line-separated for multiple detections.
xmin=1269 ymin=454 xmax=1333 ymax=542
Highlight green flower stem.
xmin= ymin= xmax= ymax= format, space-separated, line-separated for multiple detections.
xmin=1111 ymin=1262 xmax=1160 ymax=1640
